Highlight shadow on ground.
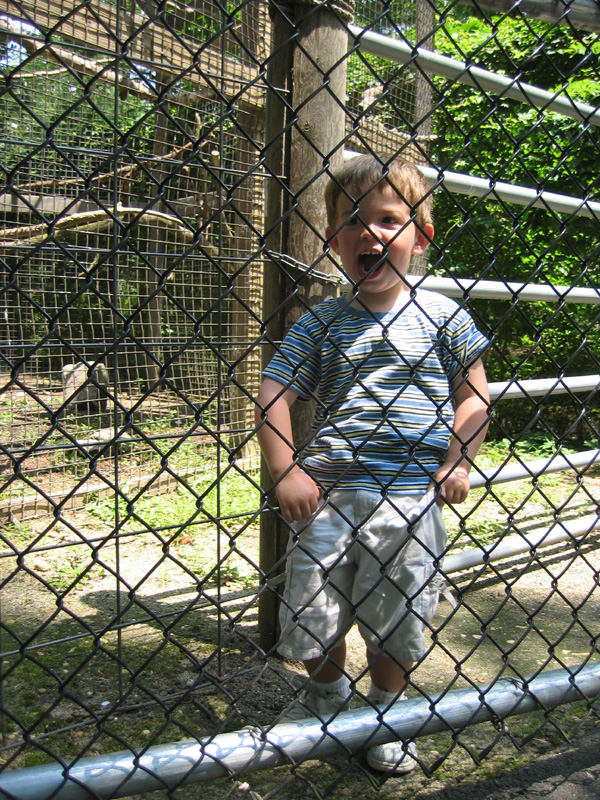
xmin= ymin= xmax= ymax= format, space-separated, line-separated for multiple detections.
xmin=413 ymin=726 xmax=600 ymax=800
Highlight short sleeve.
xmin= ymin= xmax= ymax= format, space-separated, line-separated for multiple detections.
xmin=262 ymin=316 xmax=323 ymax=400
xmin=441 ymin=302 xmax=489 ymax=380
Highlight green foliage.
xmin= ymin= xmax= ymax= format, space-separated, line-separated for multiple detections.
xmin=1 ymin=521 xmax=34 ymax=549
xmin=46 ymin=549 xmax=95 ymax=592
xmin=426 ymin=5 xmax=600 ymax=438
xmin=478 ymin=432 xmax=577 ymax=463
xmin=344 ymin=5 xmax=600 ymax=413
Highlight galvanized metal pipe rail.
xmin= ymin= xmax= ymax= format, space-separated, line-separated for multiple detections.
xmin=1 ymin=665 xmax=598 ymax=800
xmin=443 ymin=511 xmax=600 ymax=574
xmin=418 ymin=165 xmax=600 ymax=219
xmin=349 ymin=25 xmax=600 ymax=127
xmin=346 ymin=149 xmax=600 ymax=220
xmin=461 ymin=0 xmax=600 ymax=34
xmin=471 ymin=449 xmax=600 ymax=489
xmin=405 ymin=274 xmax=600 ymax=305
xmin=487 ymin=375 xmax=600 ymax=399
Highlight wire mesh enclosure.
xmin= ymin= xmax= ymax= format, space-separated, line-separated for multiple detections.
xmin=0 ymin=1 xmax=599 ymax=798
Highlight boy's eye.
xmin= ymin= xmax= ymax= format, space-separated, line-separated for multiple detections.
xmin=383 ymin=214 xmax=406 ymax=226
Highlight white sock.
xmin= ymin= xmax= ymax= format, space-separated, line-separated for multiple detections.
xmin=367 ymin=684 xmax=405 ymax=706
xmin=313 ymin=675 xmax=350 ymax=696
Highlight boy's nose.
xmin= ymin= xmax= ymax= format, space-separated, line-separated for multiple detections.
xmin=360 ymin=223 xmax=378 ymax=240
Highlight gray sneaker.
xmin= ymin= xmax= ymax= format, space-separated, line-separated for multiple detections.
xmin=280 ymin=679 xmax=350 ymax=723
xmin=367 ymin=739 xmax=418 ymax=774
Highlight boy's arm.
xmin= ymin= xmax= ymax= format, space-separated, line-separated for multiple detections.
xmin=255 ymin=377 xmax=321 ymax=523
xmin=432 ymin=357 xmax=490 ymax=505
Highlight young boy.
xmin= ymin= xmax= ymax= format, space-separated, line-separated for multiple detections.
xmin=255 ymin=154 xmax=490 ymax=774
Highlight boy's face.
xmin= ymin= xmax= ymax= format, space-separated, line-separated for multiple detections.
xmin=326 ymin=183 xmax=434 ymax=306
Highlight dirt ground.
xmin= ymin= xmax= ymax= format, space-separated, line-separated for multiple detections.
xmin=411 ymin=727 xmax=600 ymax=800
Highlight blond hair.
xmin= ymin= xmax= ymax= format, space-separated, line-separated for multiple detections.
xmin=325 ymin=154 xmax=433 ymax=231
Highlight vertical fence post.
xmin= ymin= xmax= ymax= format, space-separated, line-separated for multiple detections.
xmin=259 ymin=1 xmax=295 ymax=651
xmin=259 ymin=0 xmax=352 ymax=649
xmin=415 ymin=0 xmax=435 ymax=143
xmin=285 ymin=1 xmax=352 ymax=434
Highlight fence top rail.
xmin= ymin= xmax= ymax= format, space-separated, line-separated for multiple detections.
xmin=349 ymin=25 xmax=600 ymax=127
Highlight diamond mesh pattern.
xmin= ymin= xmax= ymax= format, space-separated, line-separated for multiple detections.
xmin=0 ymin=1 xmax=599 ymax=798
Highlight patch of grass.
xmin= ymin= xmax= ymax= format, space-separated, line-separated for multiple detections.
xmin=177 ymin=549 xmax=257 ymax=588
xmin=479 ymin=432 xmax=579 ymax=467
xmin=0 ymin=611 xmax=276 ymax=773
xmin=46 ymin=550 xmax=95 ymax=591
xmin=87 ymin=469 xmax=260 ymax=532
xmin=83 ymin=469 xmax=261 ymax=590
xmin=1 ymin=521 xmax=35 ymax=551
xmin=467 ymin=518 xmax=506 ymax=546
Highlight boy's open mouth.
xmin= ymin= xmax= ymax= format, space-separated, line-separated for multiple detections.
xmin=358 ymin=251 xmax=385 ymax=278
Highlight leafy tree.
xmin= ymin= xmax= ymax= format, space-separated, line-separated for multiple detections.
xmin=428 ymin=5 xmax=600 ymax=442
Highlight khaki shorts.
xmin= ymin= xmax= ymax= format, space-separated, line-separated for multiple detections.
xmin=278 ymin=489 xmax=447 ymax=663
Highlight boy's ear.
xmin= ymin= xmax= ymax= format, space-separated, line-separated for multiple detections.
xmin=326 ymin=227 xmax=340 ymax=255
xmin=412 ymin=223 xmax=434 ymax=255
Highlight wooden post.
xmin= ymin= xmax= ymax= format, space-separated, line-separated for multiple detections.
xmin=415 ymin=0 xmax=435 ymax=144
xmin=412 ymin=0 xmax=436 ymax=277
xmin=259 ymin=1 xmax=350 ymax=651
xmin=227 ymin=105 xmax=263 ymax=460
xmin=258 ymin=1 xmax=295 ymax=652
xmin=143 ymin=73 xmax=169 ymax=390
xmin=286 ymin=2 xmax=349 ymax=436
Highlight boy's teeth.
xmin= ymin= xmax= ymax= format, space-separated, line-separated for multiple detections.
xmin=359 ymin=252 xmax=382 ymax=274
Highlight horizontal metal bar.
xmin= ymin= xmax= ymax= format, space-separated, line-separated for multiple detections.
xmin=1 ymin=665 xmax=598 ymax=800
xmin=443 ymin=512 xmax=600 ymax=574
xmin=269 ymin=251 xmax=600 ymax=300
xmin=460 ymin=0 xmax=600 ymax=34
xmin=471 ymin=448 xmax=600 ymax=488
xmin=419 ymin=165 xmax=600 ymax=218
xmin=349 ymin=25 xmax=600 ymax=126
xmin=345 ymin=149 xmax=600 ymax=220
xmin=487 ymin=375 xmax=600 ymax=400
xmin=405 ymin=274 xmax=600 ymax=304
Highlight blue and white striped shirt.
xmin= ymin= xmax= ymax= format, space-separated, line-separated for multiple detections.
xmin=263 ymin=290 xmax=489 ymax=494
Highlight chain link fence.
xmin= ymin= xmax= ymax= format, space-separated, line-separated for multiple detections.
xmin=0 ymin=0 xmax=599 ymax=798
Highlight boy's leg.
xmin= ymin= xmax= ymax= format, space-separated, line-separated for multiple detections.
xmin=277 ymin=492 xmax=356 ymax=722
xmin=366 ymin=649 xmax=412 ymax=693
xmin=305 ymin=640 xmax=347 ymax=683
xmin=280 ymin=640 xmax=350 ymax=722
xmin=350 ymin=492 xmax=446 ymax=773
